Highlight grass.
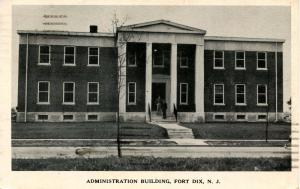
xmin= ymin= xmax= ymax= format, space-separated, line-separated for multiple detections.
xmin=12 ymin=122 xmax=168 ymax=139
xmin=182 ymin=122 xmax=291 ymax=140
xmin=12 ymin=156 xmax=291 ymax=171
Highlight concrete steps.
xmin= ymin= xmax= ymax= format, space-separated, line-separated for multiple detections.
xmin=153 ymin=122 xmax=195 ymax=139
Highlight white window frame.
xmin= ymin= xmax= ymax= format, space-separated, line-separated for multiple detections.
xmin=87 ymin=82 xmax=99 ymax=105
xmin=235 ymin=51 xmax=246 ymax=70
xmin=235 ymin=84 xmax=246 ymax=106
xmin=257 ymin=84 xmax=268 ymax=106
xmin=36 ymin=114 xmax=49 ymax=121
xmin=153 ymin=49 xmax=167 ymax=68
xmin=86 ymin=114 xmax=99 ymax=121
xmin=63 ymin=82 xmax=75 ymax=105
xmin=38 ymin=45 xmax=51 ymax=65
xmin=127 ymin=51 xmax=137 ymax=67
xmin=213 ymin=50 xmax=224 ymax=69
xmin=235 ymin=114 xmax=247 ymax=121
xmin=180 ymin=83 xmax=189 ymax=105
xmin=37 ymin=81 xmax=50 ymax=105
xmin=178 ymin=50 xmax=189 ymax=68
xmin=64 ymin=46 xmax=76 ymax=66
xmin=213 ymin=84 xmax=225 ymax=105
xmin=257 ymin=113 xmax=267 ymax=121
xmin=213 ymin=113 xmax=225 ymax=121
xmin=88 ymin=47 xmax=100 ymax=66
xmin=257 ymin=52 xmax=267 ymax=70
xmin=127 ymin=82 xmax=136 ymax=105
xmin=63 ymin=114 xmax=74 ymax=121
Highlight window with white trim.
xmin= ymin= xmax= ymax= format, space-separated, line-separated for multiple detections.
xmin=180 ymin=83 xmax=188 ymax=105
xmin=214 ymin=84 xmax=224 ymax=105
xmin=63 ymin=82 xmax=75 ymax=105
xmin=87 ymin=82 xmax=99 ymax=104
xmin=257 ymin=84 xmax=267 ymax=105
xmin=127 ymin=51 xmax=137 ymax=67
xmin=64 ymin=46 xmax=75 ymax=65
xmin=213 ymin=114 xmax=225 ymax=120
xmin=178 ymin=50 xmax=189 ymax=68
xmin=63 ymin=114 xmax=74 ymax=121
xmin=37 ymin=81 xmax=50 ymax=104
xmin=257 ymin=52 xmax=267 ymax=70
xmin=235 ymin=51 xmax=245 ymax=69
xmin=128 ymin=82 xmax=136 ymax=105
xmin=236 ymin=114 xmax=246 ymax=121
xmin=257 ymin=114 xmax=267 ymax=121
xmin=235 ymin=84 xmax=246 ymax=105
xmin=153 ymin=48 xmax=169 ymax=68
xmin=37 ymin=114 xmax=48 ymax=121
xmin=87 ymin=114 xmax=98 ymax=121
xmin=88 ymin=47 xmax=99 ymax=66
xmin=214 ymin=50 xmax=224 ymax=69
xmin=39 ymin=45 xmax=50 ymax=65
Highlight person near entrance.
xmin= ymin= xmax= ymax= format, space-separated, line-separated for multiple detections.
xmin=161 ymin=100 xmax=167 ymax=119
xmin=155 ymin=96 xmax=162 ymax=115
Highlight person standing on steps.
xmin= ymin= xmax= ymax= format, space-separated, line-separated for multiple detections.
xmin=155 ymin=96 xmax=162 ymax=115
xmin=161 ymin=100 xmax=167 ymax=119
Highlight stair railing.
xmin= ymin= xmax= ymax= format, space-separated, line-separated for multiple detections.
xmin=148 ymin=103 xmax=151 ymax=122
xmin=173 ymin=104 xmax=177 ymax=122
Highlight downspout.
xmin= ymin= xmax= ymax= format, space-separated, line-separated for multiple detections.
xmin=275 ymin=42 xmax=278 ymax=122
xmin=24 ymin=34 xmax=29 ymax=122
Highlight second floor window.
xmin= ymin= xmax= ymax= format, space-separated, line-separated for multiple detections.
xmin=235 ymin=51 xmax=245 ymax=69
xmin=39 ymin=45 xmax=50 ymax=65
xmin=88 ymin=47 xmax=99 ymax=66
xmin=153 ymin=49 xmax=169 ymax=67
xmin=127 ymin=51 xmax=137 ymax=67
xmin=214 ymin=84 xmax=224 ymax=105
xmin=64 ymin=46 xmax=75 ymax=65
xmin=63 ymin=82 xmax=75 ymax=105
xmin=214 ymin=50 xmax=224 ymax=69
xmin=178 ymin=51 xmax=189 ymax=68
xmin=257 ymin=52 xmax=267 ymax=70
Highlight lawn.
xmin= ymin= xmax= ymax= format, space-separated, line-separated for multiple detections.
xmin=12 ymin=156 xmax=291 ymax=171
xmin=182 ymin=122 xmax=291 ymax=140
xmin=12 ymin=122 xmax=168 ymax=139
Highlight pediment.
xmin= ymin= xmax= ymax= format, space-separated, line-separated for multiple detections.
xmin=118 ymin=20 xmax=206 ymax=35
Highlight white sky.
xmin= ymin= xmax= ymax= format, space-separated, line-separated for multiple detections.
xmin=12 ymin=5 xmax=291 ymax=111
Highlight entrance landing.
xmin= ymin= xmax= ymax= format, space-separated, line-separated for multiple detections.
xmin=154 ymin=122 xmax=195 ymax=139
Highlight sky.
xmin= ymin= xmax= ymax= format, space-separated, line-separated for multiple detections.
xmin=12 ymin=5 xmax=291 ymax=111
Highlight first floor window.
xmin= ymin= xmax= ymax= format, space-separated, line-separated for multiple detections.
xmin=88 ymin=47 xmax=99 ymax=66
xmin=214 ymin=84 xmax=224 ymax=105
xmin=180 ymin=83 xmax=188 ymax=105
xmin=214 ymin=50 xmax=224 ymax=69
xmin=235 ymin=51 xmax=245 ymax=69
xmin=64 ymin=46 xmax=75 ymax=65
xmin=257 ymin=84 xmax=267 ymax=105
xmin=235 ymin=84 xmax=246 ymax=105
xmin=63 ymin=82 xmax=75 ymax=104
xmin=128 ymin=82 xmax=136 ymax=105
xmin=37 ymin=81 xmax=50 ymax=104
xmin=257 ymin=52 xmax=267 ymax=70
xmin=87 ymin=82 xmax=99 ymax=104
xmin=39 ymin=45 xmax=50 ymax=64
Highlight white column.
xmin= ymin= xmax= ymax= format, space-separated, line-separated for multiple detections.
xmin=170 ymin=43 xmax=177 ymax=112
xmin=145 ymin=43 xmax=152 ymax=121
xmin=118 ymin=41 xmax=126 ymax=119
xmin=195 ymin=44 xmax=205 ymax=120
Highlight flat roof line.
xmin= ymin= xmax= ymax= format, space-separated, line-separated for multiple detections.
xmin=205 ymin=36 xmax=285 ymax=43
xmin=17 ymin=30 xmax=115 ymax=37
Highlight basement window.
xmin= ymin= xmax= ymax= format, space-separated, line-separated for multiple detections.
xmin=63 ymin=114 xmax=74 ymax=121
xmin=87 ymin=114 xmax=98 ymax=121
xmin=213 ymin=114 xmax=225 ymax=121
xmin=37 ymin=114 xmax=48 ymax=121
xmin=257 ymin=114 xmax=267 ymax=121
xmin=236 ymin=114 xmax=246 ymax=121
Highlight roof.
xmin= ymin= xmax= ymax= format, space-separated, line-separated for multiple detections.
xmin=118 ymin=19 xmax=206 ymax=34
xmin=205 ymin=36 xmax=285 ymax=43
xmin=17 ymin=30 xmax=115 ymax=37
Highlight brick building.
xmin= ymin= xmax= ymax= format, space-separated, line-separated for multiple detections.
xmin=16 ymin=20 xmax=284 ymax=122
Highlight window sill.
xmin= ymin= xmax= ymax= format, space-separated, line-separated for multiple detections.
xmin=235 ymin=103 xmax=247 ymax=106
xmin=37 ymin=102 xmax=50 ymax=105
xmin=63 ymin=64 xmax=76 ymax=66
xmin=180 ymin=103 xmax=188 ymax=105
xmin=127 ymin=65 xmax=137 ymax=67
xmin=38 ymin=63 xmax=51 ymax=66
xmin=128 ymin=103 xmax=136 ymax=105
xmin=87 ymin=64 xmax=100 ymax=67
xmin=62 ymin=103 xmax=75 ymax=105
xmin=213 ymin=67 xmax=225 ymax=70
xmin=257 ymin=68 xmax=268 ymax=71
xmin=235 ymin=68 xmax=246 ymax=70
xmin=153 ymin=65 xmax=164 ymax=68
xmin=87 ymin=103 xmax=99 ymax=105
xmin=257 ymin=104 xmax=268 ymax=106
xmin=213 ymin=103 xmax=225 ymax=106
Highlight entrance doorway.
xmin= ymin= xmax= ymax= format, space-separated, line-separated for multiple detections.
xmin=152 ymin=83 xmax=166 ymax=111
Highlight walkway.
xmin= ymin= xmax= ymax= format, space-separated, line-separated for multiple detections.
xmin=153 ymin=122 xmax=195 ymax=139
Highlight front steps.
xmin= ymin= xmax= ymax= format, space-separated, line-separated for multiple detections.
xmin=153 ymin=122 xmax=195 ymax=139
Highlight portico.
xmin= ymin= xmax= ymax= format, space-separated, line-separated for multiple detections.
xmin=117 ymin=20 xmax=206 ymax=122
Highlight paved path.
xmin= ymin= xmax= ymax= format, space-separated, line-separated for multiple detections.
xmin=12 ymin=146 xmax=291 ymax=159
xmin=153 ymin=122 xmax=195 ymax=139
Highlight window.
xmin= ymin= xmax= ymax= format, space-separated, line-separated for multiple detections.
xmin=153 ymin=49 xmax=169 ymax=67
xmin=88 ymin=47 xmax=99 ymax=66
xmin=87 ymin=114 xmax=99 ymax=121
xmin=178 ymin=50 xmax=189 ymax=68
xmin=87 ymin=82 xmax=99 ymax=104
xmin=63 ymin=114 xmax=74 ymax=121
xmin=64 ymin=46 xmax=75 ymax=65
xmin=236 ymin=114 xmax=246 ymax=121
xmin=214 ymin=50 xmax=224 ymax=69
xmin=257 ymin=114 xmax=267 ymax=121
xmin=63 ymin=82 xmax=75 ymax=105
xmin=257 ymin=84 xmax=267 ymax=105
xmin=257 ymin=52 xmax=267 ymax=70
xmin=213 ymin=114 xmax=225 ymax=120
xmin=39 ymin=45 xmax=50 ymax=65
xmin=37 ymin=114 xmax=48 ymax=121
xmin=235 ymin=51 xmax=245 ymax=69
xmin=180 ymin=83 xmax=188 ymax=105
xmin=235 ymin=84 xmax=246 ymax=105
xmin=214 ymin=84 xmax=224 ymax=105
xmin=127 ymin=51 xmax=137 ymax=67
xmin=37 ymin=81 xmax=50 ymax=104
xmin=128 ymin=82 xmax=136 ymax=105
